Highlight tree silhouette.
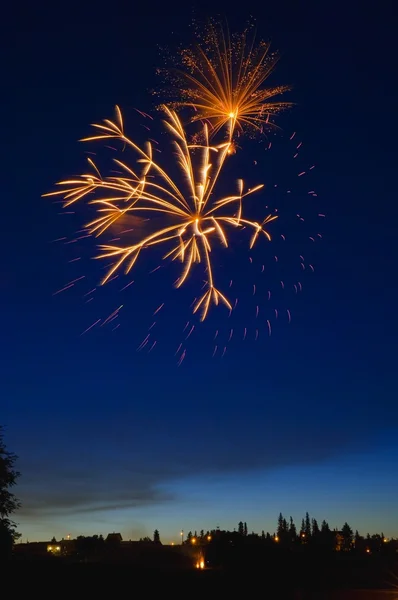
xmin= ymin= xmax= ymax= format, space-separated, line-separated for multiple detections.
xmin=153 ymin=529 xmax=161 ymax=544
xmin=277 ymin=513 xmax=290 ymax=544
xmin=304 ymin=512 xmax=312 ymax=539
xmin=277 ymin=513 xmax=284 ymax=540
xmin=319 ymin=520 xmax=334 ymax=550
xmin=300 ymin=518 xmax=306 ymax=540
xmin=311 ymin=518 xmax=320 ymax=540
xmin=244 ymin=522 xmax=248 ymax=537
xmin=321 ymin=519 xmax=330 ymax=534
xmin=369 ymin=533 xmax=383 ymax=553
xmin=282 ymin=518 xmax=288 ymax=534
xmin=0 ymin=426 xmax=21 ymax=559
xmin=341 ymin=522 xmax=353 ymax=551
xmin=289 ymin=517 xmax=297 ymax=541
xmin=238 ymin=521 xmax=244 ymax=536
xmin=354 ymin=529 xmax=364 ymax=552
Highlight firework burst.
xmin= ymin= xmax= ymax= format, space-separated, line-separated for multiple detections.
xmin=44 ymin=105 xmax=277 ymax=321
xmin=46 ymin=19 xmax=324 ymax=362
xmin=157 ymin=19 xmax=292 ymax=140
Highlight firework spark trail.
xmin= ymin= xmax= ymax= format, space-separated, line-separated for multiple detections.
xmin=120 ymin=280 xmax=135 ymax=291
xmin=177 ymin=349 xmax=186 ymax=366
xmin=80 ymin=318 xmax=101 ymax=336
xmin=44 ymin=106 xmax=277 ymax=322
xmin=52 ymin=284 xmax=74 ymax=296
xmin=101 ymin=305 xmax=123 ymax=326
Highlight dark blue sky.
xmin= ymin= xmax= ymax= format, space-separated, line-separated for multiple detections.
xmin=2 ymin=0 xmax=397 ymax=542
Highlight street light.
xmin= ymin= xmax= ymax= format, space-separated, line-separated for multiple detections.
xmin=180 ymin=530 xmax=184 ymax=544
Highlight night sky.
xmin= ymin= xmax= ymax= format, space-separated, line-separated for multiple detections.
xmin=3 ymin=0 xmax=397 ymax=543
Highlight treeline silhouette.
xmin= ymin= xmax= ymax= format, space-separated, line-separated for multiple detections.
xmin=14 ymin=514 xmax=398 ymax=591
xmin=41 ymin=511 xmax=396 ymax=557
xmin=183 ymin=512 xmax=397 ymax=555
xmin=184 ymin=513 xmax=398 ymax=587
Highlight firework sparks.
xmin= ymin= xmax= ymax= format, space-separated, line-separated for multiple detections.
xmin=44 ymin=106 xmax=277 ymax=321
xmin=46 ymin=18 xmax=324 ymax=361
xmin=158 ymin=19 xmax=291 ymax=140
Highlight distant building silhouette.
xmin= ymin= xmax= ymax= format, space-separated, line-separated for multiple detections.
xmin=106 ymin=533 xmax=123 ymax=543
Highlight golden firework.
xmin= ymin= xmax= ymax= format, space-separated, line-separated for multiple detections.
xmin=44 ymin=106 xmax=277 ymax=320
xmin=158 ymin=20 xmax=292 ymax=140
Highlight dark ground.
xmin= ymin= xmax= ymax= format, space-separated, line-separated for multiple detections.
xmin=5 ymin=570 xmax=398 ymax=599
xmin=6 ymin=555 xmax=398 ymax=598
